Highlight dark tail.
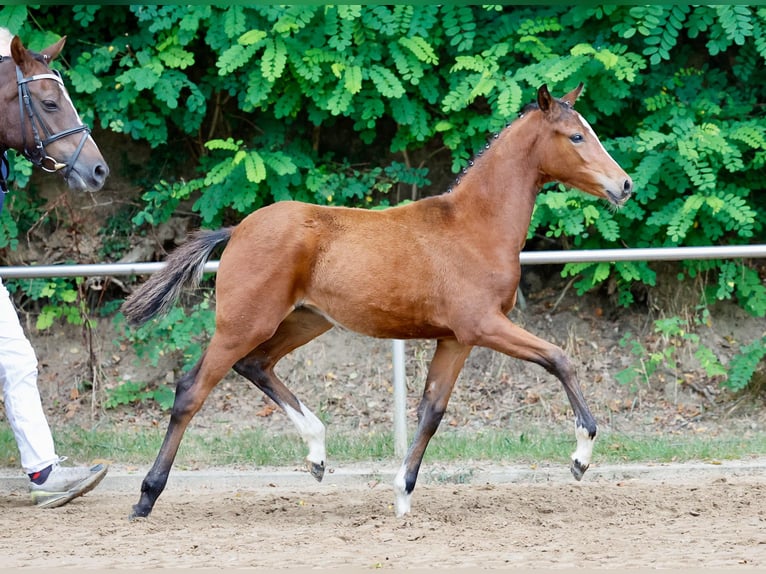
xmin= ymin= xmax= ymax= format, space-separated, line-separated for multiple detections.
xmin=121 ymin=227 xmax=233 ymax=326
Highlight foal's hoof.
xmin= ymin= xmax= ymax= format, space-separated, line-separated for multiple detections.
xmin=307 ymin=460 xmax=325 ymax=482
xmin=570 ymin=459 xmax=589 ymax=481
xmin=128 ymin=505 xmax=150 ymax=521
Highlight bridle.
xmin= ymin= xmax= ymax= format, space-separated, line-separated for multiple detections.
xmin=0 ymin=54 xmax=91 ymax=194
xmin=15 ymin=65 xmax=91 ymax=176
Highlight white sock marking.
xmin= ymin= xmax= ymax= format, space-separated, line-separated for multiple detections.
xmin=571 ymin=423 xmax=595 ymax=468
xmin=392 ymin=464 xmax=411 ymax=517
xmin=283 ymin=401 xmax=326 ymax=467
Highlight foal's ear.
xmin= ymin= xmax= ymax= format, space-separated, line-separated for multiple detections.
xmin=537 ymin=84 xmax=554 ymax=112
xmin=560 ymin=83 xmax=584 ymax=107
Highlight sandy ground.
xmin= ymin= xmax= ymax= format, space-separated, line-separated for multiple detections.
xmin=3 ymin=243 xmax=764 ymax=570
xmin=2 ymin=459 xmax=766 ymax=569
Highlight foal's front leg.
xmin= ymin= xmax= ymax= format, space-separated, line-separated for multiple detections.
xmin=468 ymin=313 xmax=597 ymax=480
xmin=393 ymin=338 xmax=471 ymax=517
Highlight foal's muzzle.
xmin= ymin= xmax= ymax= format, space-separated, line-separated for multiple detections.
xmin=607 ymin=178 xmax=633 ymax=205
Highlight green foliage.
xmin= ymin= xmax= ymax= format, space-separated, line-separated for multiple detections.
xmin=1 ymin=5 xmax=764 ymax=324
xmin=8 ymin=277 xmax=92 ymax=331
xmin=723 ymin=337 xmax=766 ymax=392
xmin=0 ymin=151 xmax=35 ymax=250
xmin=615 ymin=308 xmax=766 ymax=393
xmin=104 ymin=380 xmax=175 ymax=411
xmin=114 ymin=296 xmax=216 ymax=372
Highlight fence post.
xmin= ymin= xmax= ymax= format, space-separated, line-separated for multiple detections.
xmin=392 ymin=339 xmax=407 ymax=459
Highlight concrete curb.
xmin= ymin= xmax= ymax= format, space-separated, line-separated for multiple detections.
xmin=3 ymin=457 xmax=765 ymax=494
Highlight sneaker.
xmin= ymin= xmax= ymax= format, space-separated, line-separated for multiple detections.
xmin=29 ymin=458 xmax=109 ymax=509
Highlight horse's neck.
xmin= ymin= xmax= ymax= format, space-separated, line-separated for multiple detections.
xmin=449 ymin=121 xmax=542 ymax=246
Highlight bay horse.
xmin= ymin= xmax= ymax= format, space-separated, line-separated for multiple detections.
xmin=122 ymin=83 xmax=633 ymax=519
xmin=0 ymin=29 xmax=109 ymax=194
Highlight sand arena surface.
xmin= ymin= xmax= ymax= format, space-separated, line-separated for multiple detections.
xmin=1 ymin=459 xmax=766 ymax=569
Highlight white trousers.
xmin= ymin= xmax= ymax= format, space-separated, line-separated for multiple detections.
xmin=0 ymin=278 xmax=58 ymax=474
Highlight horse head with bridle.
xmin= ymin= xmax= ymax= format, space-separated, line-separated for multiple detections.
xmin=122 ymin=82 xmax=632 ymax=520
xmin=0 ymin=29 xmax=108 ymax=194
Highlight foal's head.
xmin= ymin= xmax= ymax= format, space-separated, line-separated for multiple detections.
xmin=0 ymin=32 xmax=109 ymax=191
xmin=526 ymin=84 xmax=632 ymax=207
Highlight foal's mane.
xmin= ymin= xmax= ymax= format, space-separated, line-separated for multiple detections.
xmin=446 ymin=95 xmax=574 ymax=195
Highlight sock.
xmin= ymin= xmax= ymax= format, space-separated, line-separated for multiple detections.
xmin=28 ymin=465 xmax=53 ymax=485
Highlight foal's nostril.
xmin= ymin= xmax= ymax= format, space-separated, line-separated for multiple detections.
xmin=623 ymin=178 xmax=633 ymax=196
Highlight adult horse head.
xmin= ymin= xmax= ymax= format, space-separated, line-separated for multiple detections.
xmin=0 ymin=30 xmax=109 ymax=192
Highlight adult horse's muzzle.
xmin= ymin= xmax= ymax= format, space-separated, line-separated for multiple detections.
xmin=64 ymin=155 xmax=110 ymax=192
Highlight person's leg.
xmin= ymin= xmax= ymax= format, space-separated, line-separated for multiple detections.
xmin=0 ymin=280 xmax=57 ymax=474
xmin=0 ymin=279 xmax=107 ymax=507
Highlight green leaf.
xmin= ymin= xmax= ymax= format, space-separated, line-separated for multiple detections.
xmin=244 ymin=151 xmax=267 ymax=183
xmin=263 ymin=151 xmax=298 ymax=176
xmin=158 ymin=45 xmax=195 ymax=69
xmin=205 ymin=138 xmax=241 ymax=152
xmin=239 ymin=29 xmax=267 ymax=46
xmin=369 ymin=65 xmax=405 ymax=99
xmin=217 ymin=44 xmax=257 ymax=76
xmin=261 ymin=37 xmax=287 ymax=82
xmin=117 ymin=66 xmax=161 ymax=91
xmin=36 ymin=309 xmax=55 ymax=331
xmin=593 ymin=262 xmax=612 ymax=283
xmin=344 ymin=65 xmax=363 ymax=95
xmin=0 ymin=5 xmax=28 ymax=33
xmin=398 ymin=36 xmax=438 ymax=65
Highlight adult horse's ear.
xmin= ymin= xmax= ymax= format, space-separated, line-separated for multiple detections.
xmin=561 ymin=83 xmax=584 ymax=107
xmin=9 ymin=35 xmax=65 ymax=73
xmin=10 ymin=35 xmax=27 ymax=69
xmin=40 ymin=36 xmax=66 ymax=63
xmin=537 ymin=84 xmax=553 ymax=112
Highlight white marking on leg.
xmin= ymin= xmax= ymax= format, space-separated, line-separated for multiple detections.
xmin=571 ymin=422 xmax=595 ymax=469
xmin=392 ymin=464 xmax=411 ymax=518
xmin=283 ymin=401 xmax=326 ymax=468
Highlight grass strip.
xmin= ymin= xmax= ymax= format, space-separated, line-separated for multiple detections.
xmin=1 ymin=426 xmax=763 ymax=470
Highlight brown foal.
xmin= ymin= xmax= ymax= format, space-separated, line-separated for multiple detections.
xmin=123 ymin=83 xmax=632 ymax=519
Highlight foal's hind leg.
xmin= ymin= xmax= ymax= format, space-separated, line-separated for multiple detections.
xmin=466 ymin=312 xmax=598 ymax=480
xmin=233 ymin=308 xmax=332 ymax=481
xmin=393 ymin=338 xmax=472 ymax=517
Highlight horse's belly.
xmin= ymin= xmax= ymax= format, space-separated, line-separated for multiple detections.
xmin=299 ymin=301 xmax=452 ymax=340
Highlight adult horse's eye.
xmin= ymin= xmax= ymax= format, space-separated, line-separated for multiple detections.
xmin=42 ymin=100 xmax=58 ymax=112
xmin=570 ymin=133 xmax=585 ymax=143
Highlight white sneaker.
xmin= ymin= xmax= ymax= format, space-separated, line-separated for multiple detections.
xmin=29 ymin=458 xmax=108 ymax=508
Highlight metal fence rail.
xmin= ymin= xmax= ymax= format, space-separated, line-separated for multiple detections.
xmin=2 ymin=245 xmax=766 ymax=279
xmin=2 ymin=244 xmax=765 ymax=458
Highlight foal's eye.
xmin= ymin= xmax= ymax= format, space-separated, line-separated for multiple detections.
xmin=42 ymin=100 xmax=58 ymax=112
xmin=569 ymin=133 xmax=585 ymax=143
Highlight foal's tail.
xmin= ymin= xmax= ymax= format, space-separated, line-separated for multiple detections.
xmin=121 ymin=227 xmax=234 ymax=326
